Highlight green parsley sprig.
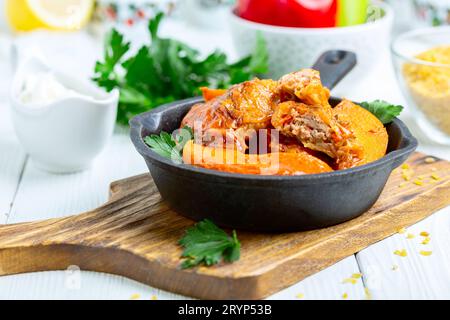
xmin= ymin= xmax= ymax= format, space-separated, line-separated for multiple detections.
xmin=144 ymin=126 xmax=193 ymax=163
xmin=360 ymin=100 xmax=404 ymax=124
xmin=179 ymin=219 xmax=241 ymax=269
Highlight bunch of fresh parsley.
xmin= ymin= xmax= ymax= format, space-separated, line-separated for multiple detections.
xmin=93 ymin=12 xmax=269 ymax=125
xmin=179 ymin=219 xmax=241 ymax=269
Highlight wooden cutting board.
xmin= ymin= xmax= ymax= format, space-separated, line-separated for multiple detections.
xmin=0 ymin=152 xmax=449 ymax=300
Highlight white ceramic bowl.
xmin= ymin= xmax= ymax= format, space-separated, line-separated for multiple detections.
xmin=10 ymin=57 xmax=119 ymax=174
xmin=229 ymin=0 xmax=394 ymax=82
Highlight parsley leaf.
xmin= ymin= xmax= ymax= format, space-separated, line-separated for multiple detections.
xmin=144 ymin=127 xmax=194 ymax=163
xmin=179 ymin=219 xmax=241 ymax=269
xmin=144 ymin=132 xmax=181 ymax=162
xmin=93 ymin=12 xmax=269 ymax=125
xmin=360 ymin=100 xmax=404 ymax=124
xmin=149 ymin=12 xmax=164 ymax=40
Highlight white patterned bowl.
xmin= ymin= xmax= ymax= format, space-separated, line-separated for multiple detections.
xmin=229 ymin=1 xmax=394 ymax=83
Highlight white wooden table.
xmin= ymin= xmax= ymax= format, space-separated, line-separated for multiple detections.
xmin=0 ymin=19 xmax=449 ymax=300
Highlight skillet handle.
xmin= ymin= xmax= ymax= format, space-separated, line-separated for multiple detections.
xmin=312 ymin=50 xmax=357 ymax=90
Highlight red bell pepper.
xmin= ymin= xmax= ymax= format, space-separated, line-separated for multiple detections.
xmin=237 ymin=0 xmax=338 ymax=28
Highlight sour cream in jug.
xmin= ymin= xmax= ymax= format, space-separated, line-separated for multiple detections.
xmin=19 ymin=72 xmax=83 ymax=107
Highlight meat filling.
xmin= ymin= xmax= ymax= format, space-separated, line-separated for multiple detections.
xmin=281 ymin=113 xmax=336 ymax=158
xmin=272 ymin=101 xmax=363 ymax=169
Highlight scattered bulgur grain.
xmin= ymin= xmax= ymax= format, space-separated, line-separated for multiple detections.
xmin=422 ymin=237 xmax=431 ymax=245
xmin=431 ymin=173 xmax=441 ymax=180
xmin=364 ymin=288 xmax=372 ymax=300
xmin=420 ymin=251 xmax=433 ymax=256
xmin=398 ymin=182 xmax=408 ymax=188
xmin=130 ymin=294 xmax=141 ymax=300
xmin=351 ymin=273 xmax=362 ymax=279
xmin=151 ymin=295 xmax=158 ymax=300
xmin=425 ymin=157 xmax=436 ymax=164
xmin=414 ymin=180 xmax=424 ymax=186
xmin=342 ymin=293 xmax=348 ymax=299
xmin=431 ymin=167 xmax=437 ymax=172
xmin=342 ymin=278 xmax=358 ymax=285
xmin=394 ymin=249 xmax=407 ymax=257
xmin=402 ymin=173 xmax=411 ymax=181
xmin=406 ymin=233 xmax=415 ymax=239
xmin=296 ymin=293 xmax=304 ymax=299
xmin=420 ymin=231 xmax=430 ymax=237
xmin=401 ymin=163 xmax=410 ymax=169
xmin=417 ymin=175 xmax=425 ymax=180
xmin=397 ymin=227 xmax=406 ymax=234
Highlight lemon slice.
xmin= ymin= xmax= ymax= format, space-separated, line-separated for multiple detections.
xmin=6 ymin=0 xmax=94 ymax=32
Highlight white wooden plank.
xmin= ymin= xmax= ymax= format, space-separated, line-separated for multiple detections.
xmin=0 ymin=257 xmax=366 ymax=300
xmin=0 ymin=99 xmax=27 ymax=224
xmin=0 ymin=142 xmax=26 ymax=224
xmin=0 ymin=271 xmax=187 ymax=300
xmin=354 ymin=117 xmax=450 ymax=299
xmin=356 ymin=207 xmax=450 ymax=300
xmin=269 ymin=256 xmax=366 ymax=300
xmin=0 ymin=35 xmax=13 ymax=101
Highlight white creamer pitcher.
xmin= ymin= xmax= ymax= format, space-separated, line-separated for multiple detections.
xmin=10 ymin=56 xmax=119 ymax=173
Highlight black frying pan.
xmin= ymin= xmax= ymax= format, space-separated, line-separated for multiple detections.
xmin=130 ymin=51 xmax=417 ymax=232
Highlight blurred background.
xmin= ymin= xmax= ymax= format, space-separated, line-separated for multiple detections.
xmin=1 ymin=0 xmax=447 ymax=79
xmin=0 ymin=0 xmax=449 ymax=173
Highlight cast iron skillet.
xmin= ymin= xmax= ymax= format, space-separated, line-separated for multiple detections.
xmin=130 ymin=51 xmax=418 ymax=232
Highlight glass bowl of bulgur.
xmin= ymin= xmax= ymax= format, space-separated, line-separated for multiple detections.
xmin=392 ymin=26 xmax=450 ymax=145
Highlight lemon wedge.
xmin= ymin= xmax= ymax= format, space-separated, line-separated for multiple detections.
xmin=6 ymin=0 xmax=94 ymax=32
